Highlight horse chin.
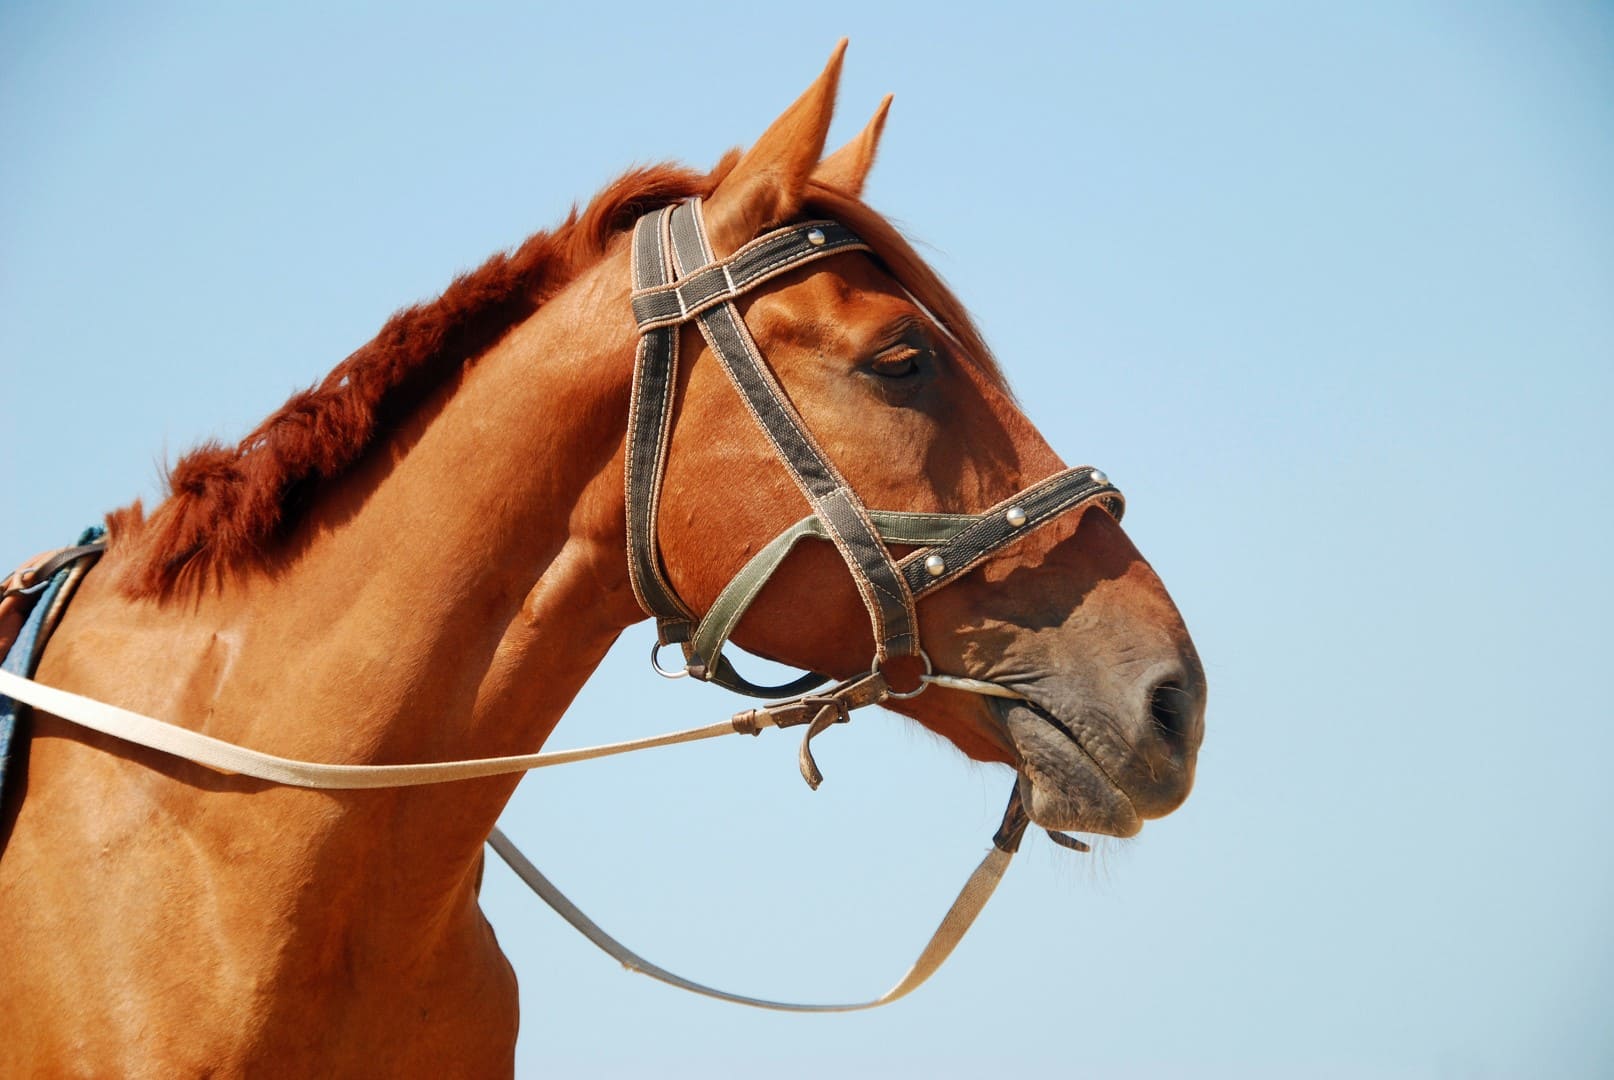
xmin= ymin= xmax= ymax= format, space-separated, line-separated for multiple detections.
xmin=994 ymin=698 xmax=1144 ymax=839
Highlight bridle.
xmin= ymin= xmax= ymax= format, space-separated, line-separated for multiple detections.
xmin=0 ymin=197 xmax=1130 ymax=1013
xmin=622 ymin=198 xmax=1124 ymax=784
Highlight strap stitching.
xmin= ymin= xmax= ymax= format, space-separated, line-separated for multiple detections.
xmin=693 ymin=303 xmax=911 ymax=652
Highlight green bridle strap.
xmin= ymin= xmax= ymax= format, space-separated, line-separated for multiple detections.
xmin=685 ymin=459 xmax=1124 ymax=696
xmin=687 ymin=510 xmax=979 ymax=686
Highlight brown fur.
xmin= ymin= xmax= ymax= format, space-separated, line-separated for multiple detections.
xmin=803 ymin=181 xmax=999 ymax=387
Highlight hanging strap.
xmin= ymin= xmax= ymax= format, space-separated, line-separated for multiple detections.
xmin=0 ymin=660 xmax=1044 ymax=1011
xmin=484 ymin=785 xmax=1030 ymax=1012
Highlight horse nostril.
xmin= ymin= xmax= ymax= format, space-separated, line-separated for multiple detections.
xmin=1148 ymin=679 xmax=1194 ymax=744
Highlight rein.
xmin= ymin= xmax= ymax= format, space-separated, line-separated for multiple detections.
xmin=0 ymin=198 xmax=1125 ymax=1012
xmin=0 ymin=658 xmax=1035 ymax=1012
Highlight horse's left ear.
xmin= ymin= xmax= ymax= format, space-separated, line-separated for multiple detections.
xmin=701 ymin=40 xmax=846 ymax=257
xmin=812 ymin=94 xmax=892 ymax=198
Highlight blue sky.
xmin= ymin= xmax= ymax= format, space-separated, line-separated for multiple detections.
xmin=4 ymin=3 xmax=1611 ymax=1076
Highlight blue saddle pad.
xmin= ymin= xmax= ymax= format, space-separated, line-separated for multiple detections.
xmin=0 ymin=526 xmax=105 ymax=811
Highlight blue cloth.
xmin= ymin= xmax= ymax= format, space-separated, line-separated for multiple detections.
xmin=0 ymin=526 xmax=104 ymax=810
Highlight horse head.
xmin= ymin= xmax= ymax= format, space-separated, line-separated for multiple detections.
xmin=650 ymin=43 xmax=1204 ymax=838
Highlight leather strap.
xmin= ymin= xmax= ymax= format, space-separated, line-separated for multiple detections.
xmin=902 ymin=466 xmax=1122 ymax=598
xmin=483 ymin=783 xmax=1029 ymax=1013
xmin=631 ymin=221 xmax=868 ymax=330
xmin=0 ymin=667 xmax=768 ymax=789
xmin=1 ymin=542 xmax=105 ymax=599
xmin=624 ymin=207 xmax=697 ymax=646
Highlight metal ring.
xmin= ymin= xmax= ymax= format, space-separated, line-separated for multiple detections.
xmin=649 ymin=641 xmax=689 ymax=680
xmin=875 ymin=648 xmax=934 ymax=700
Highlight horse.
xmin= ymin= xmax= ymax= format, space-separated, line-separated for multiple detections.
xmin=0 ymin=43 xmax=1204 ymax=1076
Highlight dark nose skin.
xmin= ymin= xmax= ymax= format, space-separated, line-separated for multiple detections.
xmin=1144 ymin=664 xmax=1205 ymax=756
xmin=1121 ymin=657 xmax=1205 ymax=817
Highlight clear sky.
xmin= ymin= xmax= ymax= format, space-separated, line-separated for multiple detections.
xmin=3 ymin=3 xmax=1611 ymax=1077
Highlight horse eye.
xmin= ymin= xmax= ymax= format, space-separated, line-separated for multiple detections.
xmin=869 ymin=345 xmax=922 ymax=379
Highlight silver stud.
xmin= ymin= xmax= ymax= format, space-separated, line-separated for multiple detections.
xmin=1004 ymin=505 xmax=1027 ymax=528
xmin=1089 ymin=469 xmax=1109 ymax=485
xmin=924 ymin=554 xmax=946 ymax=577
xmin=806 ymin=227 xmax=827 ymax=246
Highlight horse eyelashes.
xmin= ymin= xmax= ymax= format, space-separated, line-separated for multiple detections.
xmin=869 ymin=343 xmax=924 ymax=378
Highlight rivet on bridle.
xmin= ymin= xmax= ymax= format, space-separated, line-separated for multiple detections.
xmin=806 ymin=227 xmax=827 ymax=246
xmin=924 ymin=554 xmax=946 ymax=577
xmin=1090 ymin=469 xmax=1109 ymax=485
xmin=1004 ymin=506 xmax=1027 ymax=528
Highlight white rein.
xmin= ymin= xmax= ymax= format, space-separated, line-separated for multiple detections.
xmin=0 ymin=664 xmax=1029 ymax=1012
xmin=0 ymin=668 xmax=1014 ymax=788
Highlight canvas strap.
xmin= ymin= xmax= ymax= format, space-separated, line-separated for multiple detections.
xmin=626 ymin=199 xmax=922 ymax=675
xmin=483 ymin=785 xmax=1030 ymax=1013
xmin=624 ymin=206 xmax=698 ymax=643
xmin=688 ymin=466 xmax=1122 ymax=684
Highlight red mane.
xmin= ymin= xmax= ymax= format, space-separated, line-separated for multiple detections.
xmin=108 ymin=157 xmax=737 ymax=597
xmin=106 ymin=159 xmax=999 ymax=599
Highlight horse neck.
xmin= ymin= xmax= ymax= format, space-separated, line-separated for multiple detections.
xmin=262 ymin=255 xmax=643 ymax=769
xmin=56 ymin=248 xmax=644 ymax=910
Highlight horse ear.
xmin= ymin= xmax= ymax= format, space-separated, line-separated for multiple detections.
xmin=701 ymin=39 xmax=847 ymax=257
xmin=812 ymin=94 xmax=892 ymax=198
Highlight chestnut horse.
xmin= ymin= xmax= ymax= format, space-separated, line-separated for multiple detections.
xmin=0 ymin=46 xmax=1203 ymax=1076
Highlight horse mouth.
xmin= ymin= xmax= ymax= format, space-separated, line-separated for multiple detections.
xmin=991 ymin=695 xmax=1144 ymax=838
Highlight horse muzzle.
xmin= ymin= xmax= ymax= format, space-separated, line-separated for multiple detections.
xmin=995 ymin=659 xmax=1204 ymax=837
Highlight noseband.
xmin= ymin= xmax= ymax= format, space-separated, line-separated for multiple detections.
xmin=624 ymin=198 xmax=1124 ymax=777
